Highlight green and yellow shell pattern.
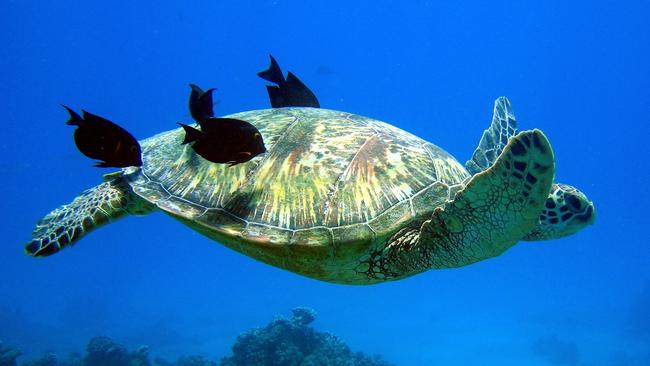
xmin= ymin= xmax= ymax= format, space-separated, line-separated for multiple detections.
xmin=128 ymin=108 xmax=469 ymax=284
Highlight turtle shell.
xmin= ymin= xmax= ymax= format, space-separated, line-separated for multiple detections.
xmin=126 ymin=108 xmax=469 ymax=283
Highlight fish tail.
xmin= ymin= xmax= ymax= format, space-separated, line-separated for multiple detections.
xmin=179 ymin=123 xmax=202 ymax=144
xmin=257 ymin=54 xmax=285 ymax=85
xmin=189 ymin=83 xmax=205 ymax=95
xmin=62 ymin=105 xmax=84 ymax=126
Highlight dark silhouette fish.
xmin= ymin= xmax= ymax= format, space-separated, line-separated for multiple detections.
xmin=188 ymin=83 xmax=215 ymax=122
xmin=63 ymin=106 xmax=142 ymax=167
xmin=179 ymin=118 xmax=267 ymax=166
xmin=258 ymin=55 xmax=320 ymax=108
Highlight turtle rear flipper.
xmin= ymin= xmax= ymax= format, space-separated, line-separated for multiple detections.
xmin=25 ymin=177 xmax=153 ymax=257
xmin=383 ymin=130 xmax=555 ymax=275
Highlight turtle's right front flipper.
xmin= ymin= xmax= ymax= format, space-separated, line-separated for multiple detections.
xmin=381 ymin=130 xmax=555 ymax=276
xmin=466 ymin=97 xmax=519 ymax=175
xmin=25 ymin=178 xmax=154 ymax=257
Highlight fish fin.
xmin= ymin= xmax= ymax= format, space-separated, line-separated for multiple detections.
xmin=228 ymin=152 xmax=255 ymax=167
xmin=199 ymin=88 xmax=215 ymax=115
xmin=189 ymin=83 xmax=204 ymax=94
xmin=81 ymin=110 xmax=117 ymax=126
xmin=197 ymin=117 xmax=221 ymax=133
xmin=258 ymin=55 xmax=320 ymax=108
xmin=198 ymin=117 xmax=258 ymax=135
xmin=266 ymin=85 xmax=287 ymax=108
xmin=286 ymin=72 xmax=320 ymax=108
xmin=189 ymin=84 xmax=215 ymax=122
xmin=179 ymin=123 xmax=202 ymax=144
xmin=62 ymin=105 xmax=84 ymax=126
xmin=258 ymin=55 xmax=286 ymax=85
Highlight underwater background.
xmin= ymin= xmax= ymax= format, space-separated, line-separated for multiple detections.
xmin=1 ymin=1 xmax=649 ymax=365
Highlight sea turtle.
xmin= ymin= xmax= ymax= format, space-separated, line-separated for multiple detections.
xmin=25 ymin=97 xmax=595 ymax=284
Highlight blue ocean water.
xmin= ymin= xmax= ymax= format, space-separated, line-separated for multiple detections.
xmin=1 ymin=1 xmax=649 ymax=365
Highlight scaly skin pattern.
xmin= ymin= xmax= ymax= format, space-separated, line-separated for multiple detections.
xmin=25 ymin=178 xmax=154 ymax=256
xmin=357 ymin=130 xmax=555 ymax=281
xmin=128 ymin=108 xmax=469 ymax=284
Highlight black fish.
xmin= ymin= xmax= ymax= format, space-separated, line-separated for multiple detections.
xmin=189 ymin=83 xmax=215 ymax=122
xmin=180 ymin=117 xmax=266 ymax=166
xmin=258 ymin=55 xmax=320 ymax=108
xmin=63 ymin=106 xmax=142 ymax=167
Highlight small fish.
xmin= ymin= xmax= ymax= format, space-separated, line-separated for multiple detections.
xmin=179 ymin=117 xmax=267 ymax=166
xmin=258 ymin=55 xmax=320 ymax=108
xmin=188 ymin=83 xmax=215 ymax=122
xmin=63 ymin=106 xmax=142 ymax=168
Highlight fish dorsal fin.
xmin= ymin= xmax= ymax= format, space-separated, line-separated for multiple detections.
xmin=258 ymin=55 xmax=320 ymax=108
xmin=465 ymin=97 xmax=518 ymax=175
xmin=189 ymin=84 xmax=215 ymax=122
xmin=286 ymin=72 xmax=320 ymax=108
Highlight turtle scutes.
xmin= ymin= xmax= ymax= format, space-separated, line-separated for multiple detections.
xmin=25 ymin=98 xmax=595 ymax=285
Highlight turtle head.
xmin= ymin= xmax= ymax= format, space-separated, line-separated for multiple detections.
xmin=523 ymin=183 xmax=595 ymax=241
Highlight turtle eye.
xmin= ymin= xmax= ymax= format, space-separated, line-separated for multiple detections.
xmin=565 ymin=194 xmax=583 ymax=212
xmin=254 ymin=132 xmax=261 ymax=139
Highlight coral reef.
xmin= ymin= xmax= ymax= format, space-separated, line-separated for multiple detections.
xmin=152 ymin=355 xmax=216 ymax=366
xmin=219 ymin=307 xmax=393 ymax=366
xmin=12 ymin=337 xmax=151 ymax=366
xmin=0 ymin=342 xmax=22 ymax=366
xmin=131 ymin=346 xmax=151 ymax=366
xmin=21 ymin=352 xmax=57 ymax=366
xmin=84 ymin=336 xmax=132 ymax=366
xmin=80 ymin=336 xmax=151 ymax=366
xmin=9 ymin=336 xmax=218 ymax=366
xmin=173 ymin=356 xmax=217 ymax=366
xmin=4 ymin=308 xmax=394 ymax=366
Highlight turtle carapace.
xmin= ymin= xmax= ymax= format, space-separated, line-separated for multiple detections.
xmin=26 ymin=98 xmax=595 ymax=284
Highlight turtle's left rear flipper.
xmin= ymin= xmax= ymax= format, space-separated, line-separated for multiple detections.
xmin=25 ymin=177 xmax=153 ymax=257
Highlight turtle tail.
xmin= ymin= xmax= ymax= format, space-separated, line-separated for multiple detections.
xmin=25 ymin=177 xmax=153 ymax=257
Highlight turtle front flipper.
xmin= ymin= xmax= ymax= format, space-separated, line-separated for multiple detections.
xmin=466 ymin=96 xmax=518 ymax=175
xmin=381 ymin=130 xmax=555 ymax=276
xmin=25 ymin=177 xmax=154 ymax=257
